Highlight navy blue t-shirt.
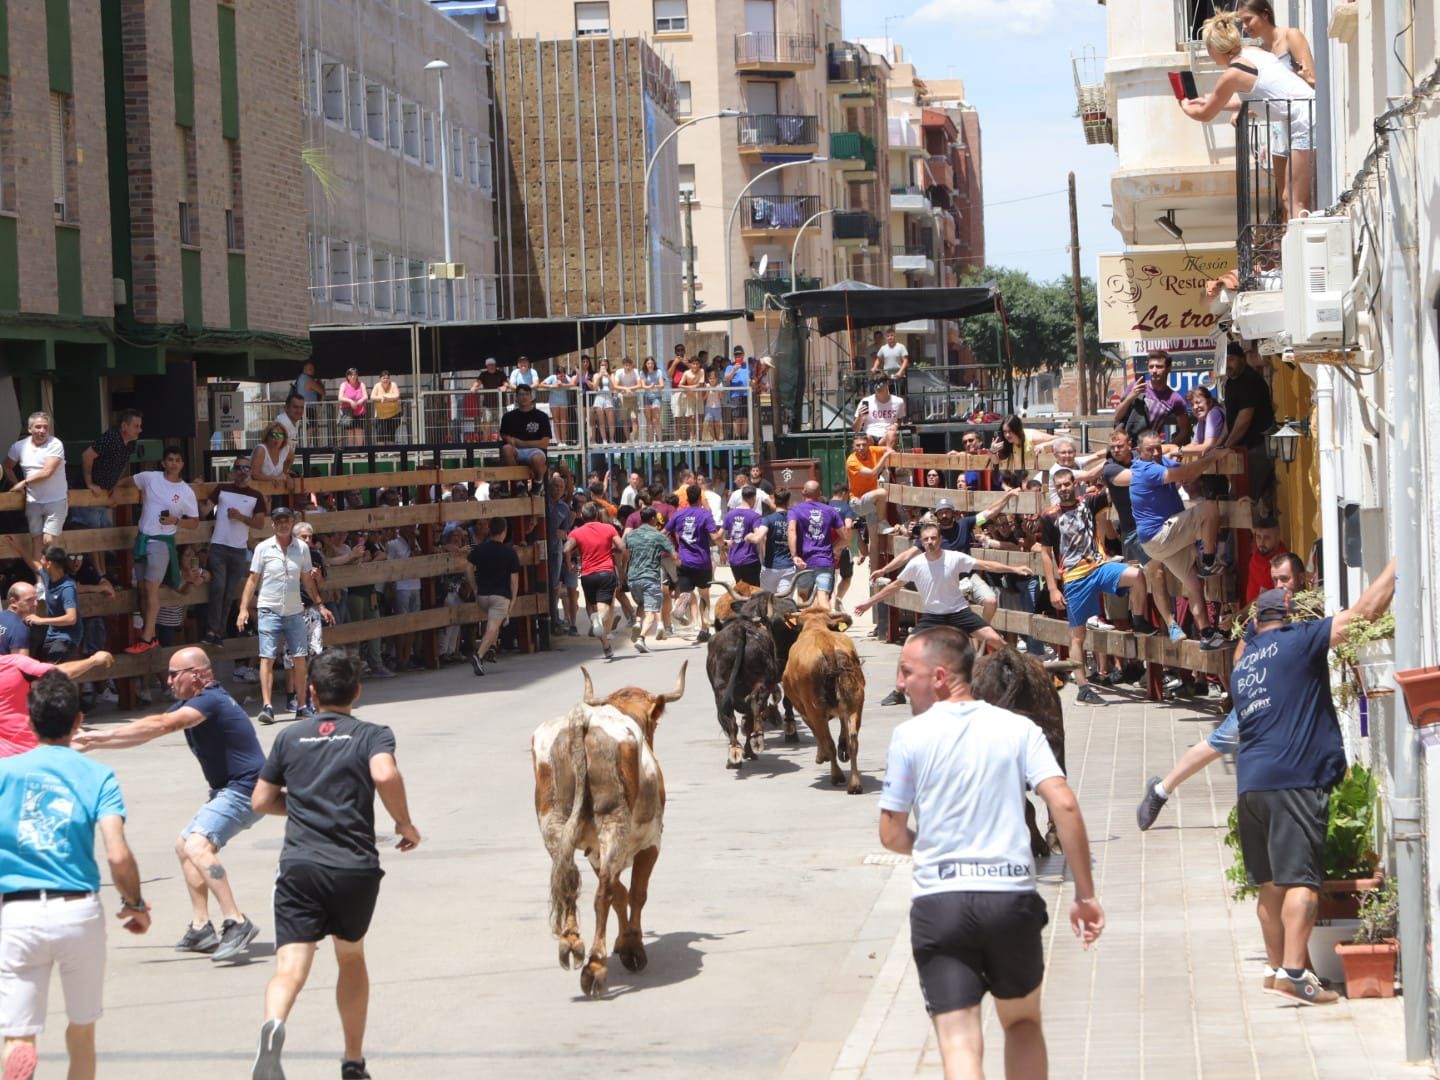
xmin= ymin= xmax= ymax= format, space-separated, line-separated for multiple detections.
xmin=1233 ymin=617 xmax=1345 ymax=794
xmin=0 ymin=611 xmax=27 ymax=655
xmin=173 ymin=684 xmax=267 ymax=795
xmin=760 ymin=510 xmax=793 ymax=570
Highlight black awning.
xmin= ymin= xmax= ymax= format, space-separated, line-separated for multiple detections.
xmin=258 ymin=309 xmax=751 ymax=382
xmin=781 ymin=283 xmax=999 ymax=336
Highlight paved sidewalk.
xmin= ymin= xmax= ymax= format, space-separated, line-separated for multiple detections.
xmin=824 ymin=683 xmax=1428 ymax=1080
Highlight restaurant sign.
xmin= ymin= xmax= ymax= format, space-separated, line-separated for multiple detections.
xmin=1097 ymin=249 xmax=1234 ymax=342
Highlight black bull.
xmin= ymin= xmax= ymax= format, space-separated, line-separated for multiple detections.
xmin=705 ymin=591 xmax=802 ymax=769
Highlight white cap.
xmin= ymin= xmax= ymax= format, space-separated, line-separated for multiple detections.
xmin=484 ymin=357 xmax=497 ymax=366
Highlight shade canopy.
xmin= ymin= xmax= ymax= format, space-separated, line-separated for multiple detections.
xmin=781 ymin=283 xmax=999 ymax=336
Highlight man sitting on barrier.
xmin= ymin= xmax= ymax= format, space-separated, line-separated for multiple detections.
xmin=498 ymin=384 xmax=552 ymax=492
xmin=854 ymin=378 xmax=906 ymax=451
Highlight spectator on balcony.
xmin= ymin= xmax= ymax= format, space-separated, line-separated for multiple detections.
xmin=871 ymin=329 xmax=910 ymax=394
xmin=1246 ymin=517 xmax=1289 ymax=604
xmin=1221 ymin=341 xmax=1278 ymax=516
xmin=122 ymin=449 xmax=201 ymax=654
xmin=1238 ymin=0 xmax=1318 ymax=217
xmin=674 ymin=357 xmax=705 ymax=442
xmin=509 ymin=355 xmax=539 ymax=393
xmin=855 ymin=378 xmax=906 ymax=449
xmin=4 ymin=412 xmax=67 ymax=569
xmin=371 ymin=371 xmax=402 ymax=443
xmin=1181 ymin=12 xmax=1315 ymax=220
xmin=75 ymin=409 xmax=143 ymax=531
xmin=1115 ymin=352 xmax=1192 ymax=447
xmin=702 ymin=371 xmax=726 ymax=442
xmin=614 ymin=356 xmax=642 ymax=442
xmin=293 ymin=360 xmax=325 ymax=404
xmin=541 ymin=364 xmax=577 ymax=444
xmin=275 ymin=394 xmax=307 ymax=447
xmin=989 ymin=415 xmax=1055 ymax=471
xmin=640 ymin=357 xmax=665 ymax=441
xmin=337 ymin=369 xmax=369 ymax=447
xmin=724 ymin=347 xmax=752 ymax=440
xmin=477 ymin=358 xmax=509 ymax=440
xmin=498 ymin=384 xmax=553 ymax=490
xmin=867 ymin=329 xmax=886 ymax=372
xmin=667 ymin=344 xmax=688 ymax=388
xmin=589 ymin=359 xmax=618 ymax=444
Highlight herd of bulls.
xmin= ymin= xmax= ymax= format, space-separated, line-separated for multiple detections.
xmin=529 ymin=578 xmax=1070 ymax=998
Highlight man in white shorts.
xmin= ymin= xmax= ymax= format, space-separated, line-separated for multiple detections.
xmin=0 ymin=671 xmax=150 ymax=1080
xmin=121 ymin=447 xmax=200 ymax=653
xmin=4 ymin=412 xmax=68 ymax=569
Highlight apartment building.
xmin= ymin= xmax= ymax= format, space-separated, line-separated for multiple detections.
xmin=0 ymin=0 xmax=308 ymax=445
xmin=498 ymin=0 xmax=886 ymax=371
xmin=300 ymin=0 xmax=499 ymax=327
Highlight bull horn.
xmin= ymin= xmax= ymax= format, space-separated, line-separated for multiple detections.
xmin=715 ymin=583 xmax=742 ymax=601
xmin=580 ymin=666 xmax=602 ymax=706
xmin=662 ymin=660 xmax=688 ymax=702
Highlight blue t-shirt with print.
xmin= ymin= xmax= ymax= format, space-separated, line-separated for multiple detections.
xmin=1128 ymin=457 xmax=1186 ymax=542
xmin=0 ymin=610 xmax=28 ymax=655
xmin=0 ymin=745 xmax=126 ymax=892
xmin=38 ymin=574 xmax=82 ymax=648
xmin=761 ymin=510 xmax=793 ymax=570
xmin=1233 ymin=617 xmax=1345 ymax=795
xmin=722 ymin=507 xmax=763 ymax=566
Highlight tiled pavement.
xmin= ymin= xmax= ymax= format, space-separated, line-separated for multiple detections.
xmin=827 ymin=685 xmax=1429 ymax=1080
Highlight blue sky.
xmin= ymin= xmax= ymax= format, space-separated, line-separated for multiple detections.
xmin=842 ymin=0 xmax=1116 ymax=285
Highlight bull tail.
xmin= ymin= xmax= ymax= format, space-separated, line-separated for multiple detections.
xmin=549 ymin=708 xmax=589 ymax=937
xmin=723 ymin=625 xmax=748 ymax=714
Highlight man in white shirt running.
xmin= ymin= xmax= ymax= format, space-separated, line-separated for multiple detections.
xmin=854 ymin=379 xmax=907 ymax=450
xmin=879 ymin=627 xmax=1104 ymax=1079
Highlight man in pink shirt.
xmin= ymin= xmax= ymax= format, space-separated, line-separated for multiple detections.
xmin=0 ymin=650 xmax=114 ymax=757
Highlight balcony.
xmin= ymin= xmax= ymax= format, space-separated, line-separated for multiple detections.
xmin=734 ymin=32 xmax=818 ymax=72
xmin=746 ymin=275 xmax=819 ymax=312
xmin=827 ymin=43 xmax=864 ymax=87
xmin=925 ymin=155 xmax=955 ymax=190
xmin=831 ymin=210 xmax=881 ymax=247
xmin=890 ymin=188 xmax=932 ymax=215
xmin=888 ymin=116 xmax=924 ymax=154
xmin=829 ymin=131 xmax=877 ymax=176
xmin=1236 ymin=99 xmax=1319 ymax=293
xmin=739 ymin=194 xmax=821 ymax=238
xmin=737 ymin=113 xmax=819 ymax=158
xmin=892 ymin=245 xmax=935 ymax=276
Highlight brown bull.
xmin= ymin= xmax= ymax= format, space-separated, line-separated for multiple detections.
xmin=781 ymin=609 xmax=867 ymax=793
xmin=712 ymin=580 xmax=763 ymax=624
xmin=531 ymin=662 xmax=687 ymax=997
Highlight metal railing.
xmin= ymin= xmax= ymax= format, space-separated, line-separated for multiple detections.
xmin=1236 ymin=98 xmax=1318 ymax=290
xmin=746 ymin=275 xmax=819 ymax=311
xmin=582 ymin=386 xmax=754 ymax=447
xmin=830 ymin=131 xmax=877 ymax=170
xmin=239 ymin=399 xmax=419 ymax=450
xmin=832 ymin=210 xmax=881 ymax=242
xmin=827 ymin=44 xmax=863 ymax=83
xmin=836 ymin=365 xmax=1012 ymax=429
xmin=734 ymin=32 xmax=817 ymax=67
xmin=418 ymin=387 xmax=587 ymax=448
xmin=737 ymin=113 xmax=819 ymax=148
xmin=739 ymin=194 xmax=820 ymax=231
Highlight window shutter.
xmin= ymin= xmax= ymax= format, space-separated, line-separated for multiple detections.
xmin=50 ymin=94 xmax=66 ymax=214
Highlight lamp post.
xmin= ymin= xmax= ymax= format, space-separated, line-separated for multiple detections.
xmin=425 ymin=59 xmax=453 ymax=322
xmin=1266 ymin=418 xmax=1309 ymax=464
xmin=640 ymin=108 xmax=739 ymax=359
xmin=725 ymin=156 xmax=828 ymax=312
xmin=790 ymin=207 xmax=841 ymax=296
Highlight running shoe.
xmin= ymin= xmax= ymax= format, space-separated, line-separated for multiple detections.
xmin=213 ymin=916 xmax=259 ymax=962
xmin=98 ymin=685 xmax=120 ymax=704
xmin=370 ymin=666 xmax=396 ymax=680
xmin=285 ymin=693 xmax=299 ymax=714
xmin=295 ymin=706 xmax=316 ymax=721
xmin=176 ymin=922 xmax=220 ymax=953
xmin=602 ymin=642 xmax=614 ymax=660
xmin=1085 ymin=615 xmax=1115 ymax=632
xmin=1199 ymin=629 xmax=1231 ymax=651
xmin=1197 ymin=558 xmax=1226 ymax=578
xmin=470 ymin=653 xmax=485 ymax=677
xmin=1132 ymin=615 xmax=1161 ymax=636
xmin=201 ymin=632 xmax=224 ymax=646
xmin=566 ymin=624 xmax=580 ymax=637
xmin=1076 ymin=685 xmax=1106 ymax=706
xmin=1273 ymin=970 xmax=1339 ymax=1006
xmin=340 ymin=1060 xmax=371 ymax=1080
xmin=124 ymin=638 xmax=158 ymax=654
xmin=630 ymin=623 xmax=642 ymax=643
xmin=880 ymin=690 xmax=907 ymax=707
xmin=252 ymin=1019 xmax=286 ymax=1080
xmin=1136 ymin=776 xmax=1168 ymax=831
xmin=635 ymin=638 xmax=649 ymax=654
xmin=659 ymin=626 xmax=672 ymax=640
xmin=257 ymin=704 xmax=276 ymax=726
xmin=1167 ymin=623 xmax=1187 ymax=643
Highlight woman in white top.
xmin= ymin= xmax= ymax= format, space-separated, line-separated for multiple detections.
xmin=1180 ymin=11 xmax=1316 ymax=220
xmin=1238 ymin=0 xmax=1315 ymax=85
xmin=590 ymin=359 xmax=617 ymax=444
xmin=251 ymin=421 xmax=296 ymax=490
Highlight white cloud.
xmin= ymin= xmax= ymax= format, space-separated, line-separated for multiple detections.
xmin=910 ymin=0 xmax=1058 ymax=33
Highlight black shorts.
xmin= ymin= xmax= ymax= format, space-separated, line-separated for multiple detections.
xmin=730 ymin=561 xmax=761 ymax=587
xmin=910 ymin=891 xmax=1049 ymax=1015
xmin=916 ymin=609 xmax=989 ymax=636
xmin=838 ymin=547 xmax=854 ymax=581
xmin=676 ymin=565 xmax=713 ymax=593
xmin=1237 ymin=787 xmax=1328 ymax=889
xmin=581 ymin=571 xmax=618 ymax=607
xmin=274 ymin=861 xmax=384 ymax=947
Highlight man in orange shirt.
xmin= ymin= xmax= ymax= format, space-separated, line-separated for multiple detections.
xmin=846 ymin=434 xmax=892 ymax=565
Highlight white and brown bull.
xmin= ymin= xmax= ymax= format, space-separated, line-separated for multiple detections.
xmin=531 ymin=662 xmax=687 ymax=997
xmin=781 ymin=608 xmax=867 ymax=793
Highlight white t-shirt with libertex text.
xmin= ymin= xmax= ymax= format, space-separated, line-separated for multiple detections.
xmin=880 ymin=699 xmax=1063 ymax=897
xmin=856 ymin=394 xmax=906 ymax=440
xmin=7 ymin=437 xmax=68 ymax=504
xmin=898 ymin=549 xmax=977 ymax=614
xmin=876 ymin=342 xmax=909 ymax=373
xmin=134 ymin=471 xmax=199 ymax=537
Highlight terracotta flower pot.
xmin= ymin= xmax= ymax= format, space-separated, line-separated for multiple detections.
xmin=1396 ymin=666 xmax=1440 ymax=727
xmin=1318 ymin=874 xmax=1384 ymax=921
xmin=1335 ymin=939 xmax=1398 ymax=998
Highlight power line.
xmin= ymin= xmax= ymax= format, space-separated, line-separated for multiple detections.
xmin=983 ymin=188 xmax=1069 ymax=209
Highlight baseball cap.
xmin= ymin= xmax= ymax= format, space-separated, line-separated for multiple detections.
xmin=1254 ymin=587 xmax=1291 ymax=624
xmin=270 ymin=505 xmax=295 ymax=520
xmin=934 ymin=498 xmax=956 ymax=513
xmin=734 ymin=345 xmax=746 ymax=354
xmin=484 ymin=357 xmax=498 ymax=366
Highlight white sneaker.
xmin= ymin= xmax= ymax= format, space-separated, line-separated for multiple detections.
xmin=1086 ymin=615 xmax=1116 ymax=632
xmin=233 ymin=667 xmax=259 ymax=684
xmin=99 ymin=686 xmax=120 ymax=704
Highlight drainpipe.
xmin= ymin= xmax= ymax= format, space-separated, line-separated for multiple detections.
xmin=1313 ymin=368 xmax=1341 ymax=623
xmin=1382 ymin=0 xmax=1427 ymax=1056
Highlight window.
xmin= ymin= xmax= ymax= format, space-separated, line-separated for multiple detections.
xmin=365 ymin=82 xmax=385 ymax=143
xmin=654 ymin=0 xmax=688 ymax=33
xmin=309 ymin=232 xmax=328 ymax=303
xmin=386 ymin=91 xmax=401 ymax=152
xmin=177 ymin=126 xmax=198 ymax=243
xmin=329 ymin=239 xmax=353 ymax=305
xmin=481 ymin=276 xmax=498 ymax=319
xmin=429 ymin=273 xmax=443 ymax=320
xmin=347 ymin=71 xmax=364 ymax=134
xmin=355 ymin=247 xmax=372 ymax=310
xmin=224 ymin=139 xmax=243 ymax=250
xmin=575 ymin=2 xmax=610 ymax=36
xmin=675 ymin=81 xmax=692 ymax=116
xmin=0 ymin=78 xmax=15 ymax=212
xmin=477 ymin=137 xmax=493 ymax=196
xmin=372 ymin=251 xmax=392 ymax=312
xmin=302 ymin=50 xmax=319 ymax=114
xmin=450 ymin=275 xmax=466 ymax=321
xmin=450 ymin=126 xmax=463 ymax=179
xmin=403 ymin=102 xmax=421 ymax=159
xmin=51 ymin=93 xmax=76 ymax=222
xmin=321 ymin=61 xmax=345 ymax=124
xmin=466 ymin=136 xmax=480 ymax=187
xmin=423 ymin=111 xmax=436 ymax=167
xmin=408 ymin=259 xmax=426 ymax=317
xmin=678 ymin=163 xmax=696 ymax=200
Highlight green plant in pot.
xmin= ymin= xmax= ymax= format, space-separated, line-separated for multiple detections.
xmin=1335 ymin=879 xmax=1398 ymax=998
xmin=1330 ymin=612 xmax=1396 ymax=709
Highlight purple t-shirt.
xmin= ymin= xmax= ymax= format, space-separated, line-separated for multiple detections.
xmin=1143 ymin=381 xmax=1188 ymax=435
xmin=787 ymin=501 xmax=846 ymax=568
xmin=723 ymin=507 xmax=763 ymax=566
xmin=665 ymin=506 xmax=718 ymax=569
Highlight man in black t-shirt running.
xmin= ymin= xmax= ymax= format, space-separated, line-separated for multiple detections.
xmin=250 ymin=649 xmax=420 ymax=1080
xmin=498 ymin=383 xmax=553 ymax=488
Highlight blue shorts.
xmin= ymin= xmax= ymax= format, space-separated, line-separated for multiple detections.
xmin=68 ymin=505 xmax=114 ymax=529
xmin=811 ymin=569 xmax=836 ymax=595
xmin=515 ymin=447 xmax=546 ymax=464
xmin=631 ymin=578 xmax=664 ymax=612
xmin=1207 ymin=709 xmax=1239 ymax=754
xmin=180 ymin=786 xmax=263 ymax=849
xmin=1062 ymin=561 xmax=1132 ymax=629
xmin=258 ymin=608 xmax=308 ymax=659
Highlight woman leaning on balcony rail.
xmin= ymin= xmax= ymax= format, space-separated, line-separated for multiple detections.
xmin=590 ymin=358 xmax=617 ymax=444
xmin=370 ymin=370 xmax=401 ymax=444
xmin=1180 ymin=11 xmax=1316 ymax=221
xmin=338 ymin=368 xmax=369 ymax=446
xmin=641 ymin=357 xmax=665 ymax=442
xmin=250 ymin=421 xmax=296 ymax=493
xmin=542 ymin=364 xmax=577 ymax=444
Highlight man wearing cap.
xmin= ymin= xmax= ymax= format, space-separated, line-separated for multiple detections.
xmin=855 ymin=379 xmax=906 ymax=450
xmin=1207 ymin=562 xmax=1394 ymax=1007
xmin=477 ymin=358 xmax=509 ymax=441
xmin=202 ymin=461 xmax=269 ymax=645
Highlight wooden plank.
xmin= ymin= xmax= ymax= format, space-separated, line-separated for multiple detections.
xmin=884 ymin=448 xmax=1246 ymax=476
xmin=887 ymin=484 xmax=1044 ymax=514
xmin=875 ymin=532 xmax=1045 ymax=575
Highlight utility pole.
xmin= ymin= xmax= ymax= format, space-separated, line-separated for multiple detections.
xmin=682 ymin=193 xmax=696 ymax=324
xmin=1068 ymin=171 xmax=1090 ymax=417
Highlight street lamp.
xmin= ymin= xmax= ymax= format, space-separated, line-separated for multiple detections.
xmin=425 ymin=59 xmax=453 ymax=321
xmin=725 ymin=156 xmax=828 ymax=312
xmin=790 ymin=207 xmax=841 ymax=296
xmin=641 ymin=108 xmax=740 ymax=356
xmin=1266 ymin=418 xmax=1310 ymax=464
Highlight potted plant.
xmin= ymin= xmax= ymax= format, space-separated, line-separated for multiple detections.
xmin=1330 ymin=612 xmax=1395 ymax=709
xmin=1396 ymin=666 xmax=1440 ymax=727
xmin=1335 ymin=879 xmax=1398 ymax=998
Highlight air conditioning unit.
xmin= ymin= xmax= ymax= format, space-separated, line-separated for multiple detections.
xmin=1281 ymin=216 xmax=1354 ymax=349
xmin=484 ymin=4 xmax=507 ymax=22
